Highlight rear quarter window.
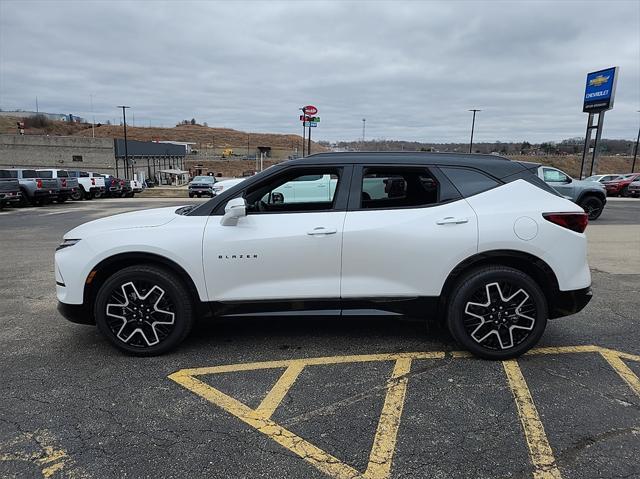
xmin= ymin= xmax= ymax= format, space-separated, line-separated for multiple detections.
xmin=0 ymin=170 xmax=16 ymax=179
xmin=440 ymin=167 xmax=500 ymax=197
xmin=22 ymin=170 xmax=38 ymax=178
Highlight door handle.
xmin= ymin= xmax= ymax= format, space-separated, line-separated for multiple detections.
xmin=307 ymin=227 xmax=337 ymax=235
xmin=436 ymin=217 xmax=469 ymax=225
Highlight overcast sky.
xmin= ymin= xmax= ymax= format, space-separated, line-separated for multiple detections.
xmin=1 ymin=0 xmax=638 ymax=143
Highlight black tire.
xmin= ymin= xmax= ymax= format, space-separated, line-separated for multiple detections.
xmin=57 ymin=195 xmax=67 ymax=203
xmin=18 ymin=190 xmax=30 ymax=207
xmin=94 ymin=265 xmax=194 ymax=356
xmin=579 ymin=195 xmax=604 ymax=220
xmin=620 ymin=186 xmax=630 ymax=198
xmin=189 ymin=193 xmax=194 ymax=198
xmin=70 ymin=190 xmax=82 ymax=201
xmin=94 ymin=191 xmax=103 ymax=199
xmin=84 ymin=190 xmax=94 ymax=200
xmin=446 ymin=266 xmax=548 ymax=360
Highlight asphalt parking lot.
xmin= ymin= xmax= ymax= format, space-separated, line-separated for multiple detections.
xmin=1 ymin=198 xmax=639 ymax=479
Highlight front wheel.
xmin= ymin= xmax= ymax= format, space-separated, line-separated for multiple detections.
xmin=620 ymin=186 xmax=630 ymax=197
xmin=579 ymin=195 xmax=604 ymax=220
xmin=446 ymin=266 xmax=548 ymax=359
xmin=94 ymin=265 xmax=194 ymax=356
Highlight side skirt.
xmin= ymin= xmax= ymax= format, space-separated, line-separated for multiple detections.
xmin=207 ymin=297 xmax=440 ymax=319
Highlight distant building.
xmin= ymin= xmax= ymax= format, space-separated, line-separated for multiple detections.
xmin=0 ymin=110 xmax=85 ymax=122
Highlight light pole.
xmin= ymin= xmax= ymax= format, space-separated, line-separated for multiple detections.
xmin=362 ymin=118 xmax=366 ymax=146
xmin=117 ymin=106 xmax=131 ymax=178
xmin=468 ymin=109 xmax=481 ymax=153
xmin=632 ymin=110 xmax=640 ymax=173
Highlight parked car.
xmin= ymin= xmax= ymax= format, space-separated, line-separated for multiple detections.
xmin=86 ymin=172 xmax=108 ymax=198
xmin=628 ymin=179 xmax=640 ymax=198
xmin=67 ymin=171 xmax=105 ymax=200
xmin=583 ymin=174 xmax=621 ymax=183
xmin=211 ymin=177 xmax=247 ymax=196
xmin=602 ymin=173 xmax=640 ymax=197
xmin=2 ymin=168 xmax=59 ymax=206
xmin=0 ymin=170 xmax=21 ymax=208
xmin=36 ymin=169 xmax=79 ymax=203
xmin=56 ymin=152 xmax=592 ymax=360
xmin=126 ymin=178 xmax=143 ymax=198
xmin=96 ymin=174 xmax=124 ymax=197
xmin=537 ymin=166 xmax=606 ymax=220
xmin=188 ymin=176 xmax=217 ymax=197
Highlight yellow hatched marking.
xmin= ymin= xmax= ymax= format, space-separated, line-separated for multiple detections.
xmin=503 ymin=360 xmax=562 ymax=479
xmin=255 ymin=363 xmax=305 ymax=419
xmin=599 ymin=350 xmax=640 ymax=397
xmin=170 ymin=345 xmax=640 ymax=479
xmin=364 ymin=358 xmax=412 ymax=479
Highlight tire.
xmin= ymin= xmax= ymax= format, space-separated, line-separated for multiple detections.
xmin=18 ymin=190 xmax=29 ymax=207
xmin=620 ymin=186 xmax=630 ymax=198
xmin=189 ymin=193 xmax=194 ymax=198
xmin=70 ymin=190 xmax=82 ymax=201
xmin=579 ymin=195 xmax=604 ymax=221
xmin=94 ymin=265 xmax=194 ymax=356
xmin=57 ymin=196 xmax=67 ymax=203
xmin=84 ymin=190 xmax=94 ymax=200
xmin=446 ymin=266 xmax=548 ymax=360
xmin=94 ymin=191 xmax=103 ymax=199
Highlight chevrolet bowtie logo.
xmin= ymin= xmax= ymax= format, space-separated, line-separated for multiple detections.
xmin=589 ymin=75 xmax=609 ymax=87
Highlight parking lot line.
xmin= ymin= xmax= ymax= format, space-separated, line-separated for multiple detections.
xmin=365 ymin=358 xmax=412 ymax=479
xmin=169 ymin=345 xmax=639 ymax=479
xmin=503 ymin=360 xmax=562 ymax=479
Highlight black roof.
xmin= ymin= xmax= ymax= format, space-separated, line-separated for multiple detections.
xmin=287 ymin=151 xmax=534 ymax=180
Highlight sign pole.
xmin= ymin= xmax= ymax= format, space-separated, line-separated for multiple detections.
xmin=589 ymin=111 xmax=605 ymax=177
xmin=580 ymin=113 xmax=595 ymax=179
xmin=308 ymin=122 xmax=312 ymax=155
xmin=301 ymin=108 xmax=306 ymax=157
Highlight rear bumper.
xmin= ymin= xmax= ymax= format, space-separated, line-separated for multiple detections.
xmin=34 ymin=190 xmax=58 ymax=197
xmin=549 ymin=287 xmax=592 ymax=319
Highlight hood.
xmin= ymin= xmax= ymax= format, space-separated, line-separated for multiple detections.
xmin=575 ymin=179 xmax=605 ymax=190
xmin=64 ymin=206 xmax=185 ymax=239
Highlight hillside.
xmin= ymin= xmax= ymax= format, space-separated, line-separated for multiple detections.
xmin=0 ymin=116 xmax=322 ymax=151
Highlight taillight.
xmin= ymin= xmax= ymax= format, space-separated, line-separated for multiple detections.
xmin=543 ymin=213 xmax=588 ymax=233
xmin=36 ymin=179 xmax=43 ymax=188
xmin=61 ymin=178 xmax=67 ymax=188
xmin=91 ymin=178 xmax=95 ymax=186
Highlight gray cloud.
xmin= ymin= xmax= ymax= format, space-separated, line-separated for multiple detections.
xmin=1 ymin=0 xmax=638 ymax=142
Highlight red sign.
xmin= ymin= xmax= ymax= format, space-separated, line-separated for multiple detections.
xmin=303 ymin=105 xmax=318 ymax=115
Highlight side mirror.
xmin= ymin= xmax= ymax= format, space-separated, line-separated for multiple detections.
xmin=564 ymin=177 xmax=573 ymax=184
xmin=220 ymin=197 xmax=247 ymax=226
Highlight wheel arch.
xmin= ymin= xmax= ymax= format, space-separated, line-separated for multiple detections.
xmin=576 ymin=189 xmax=605 ymax=204
xmin=438 ymin=250 xmax=561 ymax=320
xmin=83 ymin=252 xmax=206 ymax=320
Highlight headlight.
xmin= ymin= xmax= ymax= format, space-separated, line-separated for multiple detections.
xmin=56 ymin=239 xmax=81 ymax=251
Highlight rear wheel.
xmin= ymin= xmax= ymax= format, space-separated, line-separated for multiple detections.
xmin=84 ymin=190 xmax=94 ymax=200
xmin=94 ymin=265 xmax=194 ymax=356
xmin=579 ymin=195 xmax=604 ymax=220
xmin=620 ymin=186 xmax=630 ymax=197
xmin=57 ymin=195 xmax=67 ymax=203
xmin=446 ymin=266 xmax=548 ymax=359
xmin=70 ymin=190 xmax=82 ymax=201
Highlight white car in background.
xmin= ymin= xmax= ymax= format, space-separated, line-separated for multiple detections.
xmin=55 ymin=152 xmax=592 ymax=360
xmin=212 ymin=177 xmax=247 ymax=196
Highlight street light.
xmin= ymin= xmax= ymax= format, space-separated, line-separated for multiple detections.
xmin=117 ymin=105 xmax=131 ymax=178
xmin=632 ymin=110 xmax=640 ymax=173
xmin=468 ymin=109 xmax=481 ymax=153
xmin=362 ymin=118 xmax=366 ymax=146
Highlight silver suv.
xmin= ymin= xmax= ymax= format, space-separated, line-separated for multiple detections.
xmin=537 ymin=166 xmax=607 ymax=220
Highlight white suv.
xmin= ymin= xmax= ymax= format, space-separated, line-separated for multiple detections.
xmin=55 ymin=153 xmax=592 ymax=359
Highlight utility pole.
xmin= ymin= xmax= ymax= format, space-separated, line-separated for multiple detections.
xmin=90 ymin=94 xmax=95 ymax=138
xmin=633 ymin=111 xmax=640 ymax=173
xmin=117 ymin=106 xmax=131 ymax=178
xmin=468 ymin=109 xmax=481 ymax=153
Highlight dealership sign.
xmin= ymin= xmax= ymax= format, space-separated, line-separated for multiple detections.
xmin=303 ymin=105 xmax=318 ymax=115
xmin=583 ymin=67 xmax=618 ymax=112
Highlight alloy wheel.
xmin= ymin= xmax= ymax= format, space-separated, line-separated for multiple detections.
xmin=463 ymin=281 xmax=536 ymax=350
xmin=105 ymin=280 xmax=176 ymax=347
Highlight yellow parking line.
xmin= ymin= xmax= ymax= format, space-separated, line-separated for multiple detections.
xmin=502 ymin=360 xmax=562 ymax=479
xmin=168 ymin=371 xmax=363 ymax=479
xmin=599 ymin=351 xmax=640 ymax=397
xmin=364 ymin=358 xmax=412 ymax=479
xmin=255 ymin=363 xmax=305 ymax=419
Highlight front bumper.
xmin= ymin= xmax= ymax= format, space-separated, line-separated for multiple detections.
xmin=57 ymin=301 xmax=95 ymax=325
xmin=549 ymin=287 xmax=592 ymax=319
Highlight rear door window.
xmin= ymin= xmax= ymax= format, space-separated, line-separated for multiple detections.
xmin=359 ymin=167 xmax=439 ymax=209
xmin=22 ymin=170 xmax=38 ymax=178
xmin=57 ymin=170 xmax=69 ymax=177
xmin=37 ymin=171 xmax=53 ymax=178
xmin=440 ymin=167 xmax=501 ymax=197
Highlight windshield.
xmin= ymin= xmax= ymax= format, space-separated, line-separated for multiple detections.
xmin=192 ymin=176 xmax=215 ymax=182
